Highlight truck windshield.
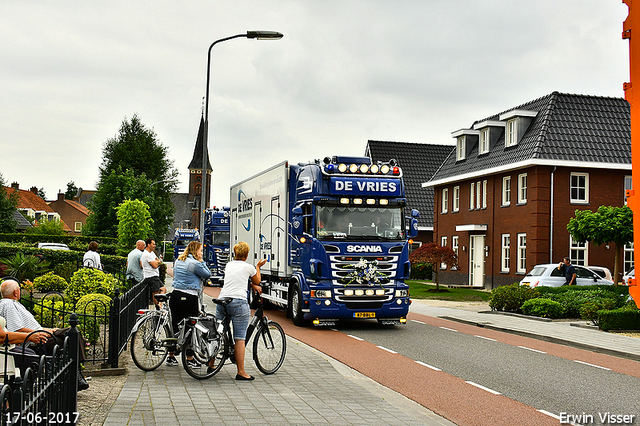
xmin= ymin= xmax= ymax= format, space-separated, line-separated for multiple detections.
xmin=212 ymin=231 xmax=230 ymax=246
xmin=315 ymin=206 xmax=405 ymax=241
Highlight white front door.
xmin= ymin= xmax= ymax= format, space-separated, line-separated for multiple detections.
xmin=469 ymin=235 xmax=486 ymax=286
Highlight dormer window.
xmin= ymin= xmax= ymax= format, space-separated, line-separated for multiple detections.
xmin=499 ymin=109 xmax=538 ymax=148
xmin=472 ymin=120 xmax=505 ymax=154
xmin=480 ymin=129 xmax=490 ymax=154
xmin=456 ymin=136 xmax=466 ymax=161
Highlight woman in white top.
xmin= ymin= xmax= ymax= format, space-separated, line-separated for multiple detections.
xmin=217 ymin=241 xmax=266 ymax=380
xmin=82 ymin=241 xmax=102 ymax=270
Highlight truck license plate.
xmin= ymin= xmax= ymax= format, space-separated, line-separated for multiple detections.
xmin=354 ymin=312 xmax=375 ymax=318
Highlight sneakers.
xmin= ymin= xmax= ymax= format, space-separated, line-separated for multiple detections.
xmin=186 ymin=358 xmax=201 ymax=368
xmin=165 ymin=356 xmax=178 ymax=367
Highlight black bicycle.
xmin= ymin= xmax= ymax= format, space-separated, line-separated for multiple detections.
xmin=182 ymin=294 xmax=287 ymax=380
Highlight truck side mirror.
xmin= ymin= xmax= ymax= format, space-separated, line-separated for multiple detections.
xmin=411 ymin=209 xmax=420 ymax=219
xmin=409 ymin=217 xmax=418 ymax=238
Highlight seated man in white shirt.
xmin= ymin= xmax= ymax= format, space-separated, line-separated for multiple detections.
xmin=0 ymin=279 xmax=89 ymax=390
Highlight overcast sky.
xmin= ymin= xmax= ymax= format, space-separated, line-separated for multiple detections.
xmin=0 ymin=1 xmax=630 ymax=206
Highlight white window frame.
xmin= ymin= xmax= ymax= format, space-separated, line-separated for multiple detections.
xmin=476 ymin=181 xmax=482 ymax=210
xmin=502 ymin=176 xmax=511 ymax=206
xmin=74 ymin=222 xmax=83 ymax=233
xmin=501 ymin=234 xmax=511 ymax=273
xmin=625 ymin=175 xmax=633 ymax=205
xmin=441 ymin=188 xmax=449 ymax=214
xmin=440 ymin=236 xmax=448 ymax=269
xmin=570 ymin=172 xmax=589 ymax=204
xmin=482 ymin=180 xmax=487 ymax=209
xmin=452 ymin=186 xmax=460 ymax=212
xmin=570 ymin=236 xmax=588 ymax=266
xmin=470 ymin=182 xmax=475 ymax=210
xmin=625 ymin=242 xmax=634 ymax=275
xmin=452 ymin=236 xmax=459 ymax=270
xmin=480 ymin=128 xmax=490 ymax=154
xmin=456 ymin=136 xmax=466 ymax=161
xmin=505 ymin=119 xmax=517 ymax=147
xmin=517 ymin=173 xmax=527 ymax=204
xmin=517 ymin=233 xmax=526 ymax=273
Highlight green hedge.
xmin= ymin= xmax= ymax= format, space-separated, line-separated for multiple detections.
xmin=489 ymin=283 xmax=540 ymax=312
xmin=521 ymin=298 xmax=564 ymax=318
xmin=598 ymin=307 xmax=640 ymax=331
xmin=0 ymin=233 xmax=117 ymax=245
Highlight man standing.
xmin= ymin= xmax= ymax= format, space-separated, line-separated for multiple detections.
xmin=141 ymin=238 xmax=166 ymax=308
xmin=126 ymin=240 xmax=146 ymax=286
xmin=558 ymin=257 xmax=577 ymax=286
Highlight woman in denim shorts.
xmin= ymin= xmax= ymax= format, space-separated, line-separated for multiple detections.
xmin=217 ymin=242 xmax=267 ymax=380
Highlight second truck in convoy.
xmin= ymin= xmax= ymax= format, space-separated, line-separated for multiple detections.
xmin=230 ymin=156 xmax=418 ymax=326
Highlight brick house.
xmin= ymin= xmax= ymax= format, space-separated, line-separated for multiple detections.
xmin=422 ymin=92 xmax=632 ymax=289
xmin=48 ymin=192 xmax=90 ymax=235
xmin=5 ymin=183 xmax=71 ymax=232
xmin=365 ymin=140 xmax=453 ymax=246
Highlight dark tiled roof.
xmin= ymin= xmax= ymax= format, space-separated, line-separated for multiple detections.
xmin=12 ymin=210 xmax=32 ymax=230
xmin=427 ymin=92 xmax=631 ymax=184
xmin=365 ymin=140 xmax=454 ymax=229
xmin=188 ymin=115 xmax=213 ymax=172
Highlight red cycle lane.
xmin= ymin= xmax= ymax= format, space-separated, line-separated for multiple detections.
xmin=203 ymin=286 xmax=556 ymax=426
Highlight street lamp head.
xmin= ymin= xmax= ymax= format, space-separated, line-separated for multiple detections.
xmin=246 ymin=31 xmax=284 ymax=40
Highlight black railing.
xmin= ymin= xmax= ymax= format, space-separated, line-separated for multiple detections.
xmin=0 ymin=316 xmax=80 ymax=426
xmin=107 ymin=281 xmax=150 ymax=368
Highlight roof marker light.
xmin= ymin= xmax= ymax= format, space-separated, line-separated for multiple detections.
xmin=370 ymin=164 xmax=379 ymax=174
xmin=380 ymin=165 xmax=390 ymax=174
xmin=360 ymin=164 xmax=369 ymax=173
xmin=349 ymin=164 xmax=358 ymax=173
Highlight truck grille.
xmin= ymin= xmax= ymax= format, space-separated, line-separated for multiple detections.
xmin=328 ymin=255 xmax=397 ymax=285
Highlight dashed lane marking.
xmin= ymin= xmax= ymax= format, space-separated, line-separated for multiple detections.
xmin=439 ymin=326 xmax=458 ymax=332
xmin=377 ymin=346 xmax=398 ymax=354
xmin=517 ymin=346 xmax=547 ymax=354
xmin=415 ymin=360 xmax=441 ymax=371
xmin=574 ymin=360 xmax=611 ymax=370
xmin=410 ymin=319 xmax=426 ymax=324
xmin=465 ymin=381 xmax=501 ymax=395
xmin=474 ymin=335 xmax=497 ymax=341
xmin=347 ymin=335 xmax=364 ymax=341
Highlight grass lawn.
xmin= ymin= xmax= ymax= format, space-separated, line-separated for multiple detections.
xmin=407 ymin=280 xmax=491 ymax=302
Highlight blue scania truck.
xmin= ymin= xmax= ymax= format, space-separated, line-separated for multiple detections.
xmin=230 ymin=156 xmax=418 ymax=326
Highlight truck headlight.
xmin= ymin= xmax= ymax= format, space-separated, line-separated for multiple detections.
xmin=311 ymin=290 xmax=332 ymax=298
xmin=395 ymin=289 xmax=408 ymax=298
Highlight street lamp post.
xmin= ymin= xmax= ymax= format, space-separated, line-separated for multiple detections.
xmin=200 ymin=30 xmax=283 ymax=243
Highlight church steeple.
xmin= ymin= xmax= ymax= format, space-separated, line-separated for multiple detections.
xmin=188 ymin=114 xmax=212 ymax=231
xmin=188 ymin=114 xmax=212 ymax=171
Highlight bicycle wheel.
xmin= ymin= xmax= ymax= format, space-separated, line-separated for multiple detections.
xmin=130 ymin=315 xmax=170 ymax=371
xmin=182 ymin=329 xmax=227 ymax=380
xmin=253 ymin=320 xmax=286 ymax=374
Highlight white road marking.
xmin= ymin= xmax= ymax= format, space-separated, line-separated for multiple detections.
xmin=474 ymin=335 xmax=497 ymax=341
xmin=410 ymin=319 xmax=426 ymax=324
xmin=465 ymin=381 xmax=501 ymax=395
xmin=347 ymin=335 xmax=364 ymax=341
xmin=415 ymin=361 xmax=441 ymax=371
xmin=439 ymin=327 xmax=458 ymax=332
xmin=574 ymin=360 xmax=611 ymax=370
xmin=377 ymin=346 xmax=397 ymax=354
xmin=517 ymin=346 xmax=547 ymax=354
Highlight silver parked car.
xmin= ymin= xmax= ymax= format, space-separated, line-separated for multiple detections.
xmin=37 ymin=242 xmax=70 ymax=250
xmin=520 ymin=263 xmax=614 ymax=288
xmin=587 ymin=266 xmax=613 ymax=282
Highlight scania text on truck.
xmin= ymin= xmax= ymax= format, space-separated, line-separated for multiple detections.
xmin=230 ymin=156 xmax=419 ymax=326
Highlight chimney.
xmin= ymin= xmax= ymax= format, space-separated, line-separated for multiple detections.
xmin=29 ymin=186 xmax=38 ymax=195
xmin=10 ymin=182 xmax=18 ymax=190
xmin=58 ymin=192 xmax=65 ymax=202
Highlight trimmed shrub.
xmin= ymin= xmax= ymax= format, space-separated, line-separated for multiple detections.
xmin=579 ymin=299 xmax=616 ymax=324
xmin=521 ymin=298 xmax=564 ymax=319
xmin=33 ymin=272 xmax=67 ymax=292
xmin=66 ymin=268 xmax=119 ymax=305
xmin=410 ymin=263 xmax=433 ymax=280
xmin=598 ymin=307 xmax=640 ymax=331
xmin=33 ymin=296 xmax=66 ymax=329
xmin=489 ymin=283 xmax=540 ymax=312
xmin=53 ymin=261 xmax=77 ymax=281
xmin=75 ymin=293 xmax=111 ymax=325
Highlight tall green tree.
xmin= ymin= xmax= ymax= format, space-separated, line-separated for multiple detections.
xmin=566 ymin=205 xmax=633 ymax=285
xmin=65 ymin=181 xmax=78 ymax=200
xmin=0 ymin=172 xmax=18 ymax=233
xmin=84 ymin=114 xmax=178 ymax=239
xmin=116 ymin=199 xmax=153 ymax=255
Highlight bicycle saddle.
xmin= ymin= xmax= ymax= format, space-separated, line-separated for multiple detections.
xmin=212 ymin=298 xmax=232 ymax=306
xmin=155 ymin=293 xmax=171 ymax=303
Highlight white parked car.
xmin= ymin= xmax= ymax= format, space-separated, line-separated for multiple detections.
xmin=587 ymin=266 xmax=613 ymax=282
xmin=37 ymin=242 xmax=69 ymax=250
xmin=520 ymin=263 xmax=614 ymax=288
xmin=622 ymin=268 xmax=635 ymax=285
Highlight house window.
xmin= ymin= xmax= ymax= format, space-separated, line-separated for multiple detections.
xmin=456 ymin=136 xmax=466 ymax=161
xmin=453 ymin=186 xmax=460 ymax=212
xmin=74 ymin=222 xmax=83 ymax=233
xmin=517 ymin=233 xmax=526 ymax=273
xmin=440 ymin=236 xmax=448 ymax=269
xmin=501 ymin=234 xmax=511 ymax=272
xmin=517 ymin=173 xmax=527 ymax=204
xmin=476 ymin=181 xmax=482 ymax=210
xmin=470 ymin=182 xmax=475 ymax=210
xmin=502 ymin=176 xmax=511 ymax=206
xmin=505 ymin=119 xmax=517 ymax=147
xmin=570 ymin=173 xmax=589 ymax=204
xmin=480 ymin=129 xmax=490 ymax=154
xmin=482 ymin=180 xmax=487 ymax=209
xmin=625 ymin=242 xmax=634 ymax=275
xmin=570 ymin=236 xmax=587 ymax=266
xmin=452 ymin=236 xmax=459 ymax=270
xmin=441 ymin=188 xmax=449 ymax=214
xmin=625 ymin=175 xmax=633 ymax=205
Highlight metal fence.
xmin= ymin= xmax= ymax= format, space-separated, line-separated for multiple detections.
xmin=0 ymin=317 xmax=81 ymax=426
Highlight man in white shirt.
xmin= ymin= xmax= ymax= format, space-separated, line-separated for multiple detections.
xmin=141 ymin=238 xmax=166 ymax=308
